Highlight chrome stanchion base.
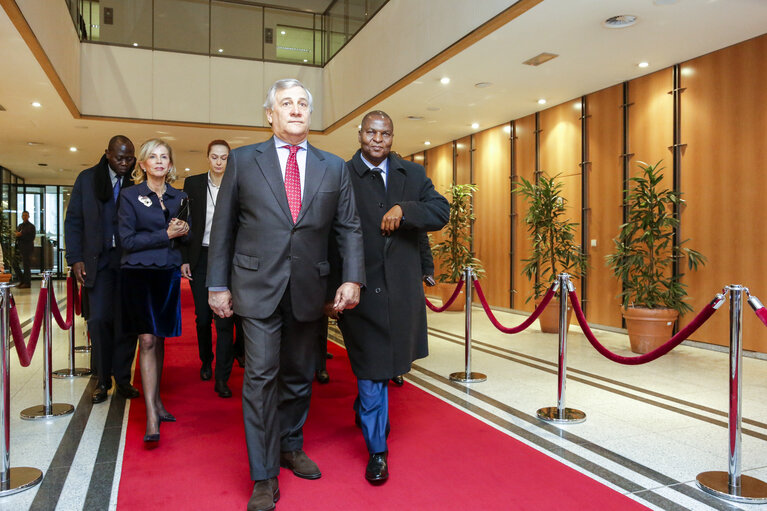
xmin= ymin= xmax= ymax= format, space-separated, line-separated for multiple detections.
xmin=0 ymin=467 xmax=43 ymax=496
xmin=73 ymin=345 xmax=91 ymax=353
xmin=696 ymin=472 xmax=767 ymax=503
xmin=20 ymin=403 xmax=75 ymax=420
xmin=52 ymin=368 xmax=92 ymax=378
xmin=449 ymin=371 xmax=487 ymax=383
xmin=536 ymin=406 xmax=586 ymax=424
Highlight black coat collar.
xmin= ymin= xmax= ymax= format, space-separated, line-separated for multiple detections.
xmin=93 ymin=154 xmax=134 ymax=202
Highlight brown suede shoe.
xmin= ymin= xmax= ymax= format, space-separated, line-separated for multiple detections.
xmin=247 ymin=477 xmax=279 ymax=511
xmin=279 ymin=449 xmax=321 ymax=479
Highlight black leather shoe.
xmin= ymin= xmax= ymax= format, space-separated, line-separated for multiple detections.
xmin=92 ymin=385 xmax=109 ymax=404
xmin=365 ymin=452 xmax=389 ymax=483
xmin=391 ymin=375 xmax=404 ymax=386
xmin=200 ymin=362 xmax=212 ymax=381
xmin=116 ymin=383 xmax=140 ymax=399
xmin=247 ymin=478 xmax=279 ymax=511
xmin=214 ymin=380 xmax=232 ymax=398
xmin=280 ymin=449 xmax=321 ymax=479
xmin=143 ymin=432 xmax=160 ymax=443
xmin=159 ymin=413 xmax=176 ymax=422
xmin=315 ymin=369 xmax=329 ymax=384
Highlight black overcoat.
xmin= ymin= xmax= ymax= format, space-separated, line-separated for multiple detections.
xmin=334 ymin=151 xmax=449 ymax=380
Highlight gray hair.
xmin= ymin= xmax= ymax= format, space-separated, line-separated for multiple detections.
xmin=263 ymin=78 xmax=313 ymax=113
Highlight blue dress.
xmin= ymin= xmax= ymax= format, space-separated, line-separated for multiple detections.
xmin=117 ymin=181 xmax=189 ymax=337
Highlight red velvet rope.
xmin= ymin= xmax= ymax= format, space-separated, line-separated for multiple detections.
xmin=49 ymin=277 xmax=75 ymax=330
xmin=755 ymin=307 xmax=767 ymax=328
xmin=9 ymin=287 xmax=48 ymax=367
xmin=569 ymin=290 xmax=718 ymax=365
xmin=425 ymin=280 xmax=465 ymax=312
xmin=474 ymin=281 xmax=556 ymax=334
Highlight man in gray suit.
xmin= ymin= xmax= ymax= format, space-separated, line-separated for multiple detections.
xmin=207 ymin=79 xmax=364 ymax=511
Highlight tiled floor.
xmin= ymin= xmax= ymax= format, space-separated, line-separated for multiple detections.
xmin=2 ymin=280 xmax=767 ymax=510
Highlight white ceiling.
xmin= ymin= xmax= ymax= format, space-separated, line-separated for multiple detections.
xmin=1 ymin=0 xmax=767 ymax=185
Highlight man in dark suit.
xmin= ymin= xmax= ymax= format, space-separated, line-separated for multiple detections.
xmin=181 ymin=140 xmax=243 ymax=397
xmin=207 ymin=79 xmax=365 ymax=511
xmin=330 ymin=110 xmax=449 ymax=483
xmin=14 ymin=211 xmax=35 ymax=288
xmin=65 ymin=135 xmax=141 ymax=404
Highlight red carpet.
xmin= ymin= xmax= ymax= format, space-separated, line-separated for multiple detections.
xmin=117 ymin=281 xmax=647 ymax=510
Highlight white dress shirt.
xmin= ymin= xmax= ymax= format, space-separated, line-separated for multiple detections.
xmin=202 ymin=172 xmax=219 ymax=246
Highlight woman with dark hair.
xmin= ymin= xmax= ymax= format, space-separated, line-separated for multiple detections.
xmin=118 ymin=138 xmax=189 ymax=442
xmin=181 ymin=139 xmax=244 ymax=398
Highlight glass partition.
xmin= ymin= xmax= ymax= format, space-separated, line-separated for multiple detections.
xmin=211 ymin=1 xmax=264 ymax=59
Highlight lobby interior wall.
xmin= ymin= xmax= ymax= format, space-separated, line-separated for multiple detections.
xmin=80 ymin=44 xmax=323 ymax=129
xmin=679 ymin=34 xmax=767 ymax=352
xmin=15 ymin=0 xmax=81 ymax=109
xmin=413 ymin=33 xmax=767 ymax=352
xmin=424 ymin=142 xmax=454 ymax=286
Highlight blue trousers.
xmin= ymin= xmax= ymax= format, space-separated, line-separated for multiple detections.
xmin=354 ymin=379 xmax=389 ymax=454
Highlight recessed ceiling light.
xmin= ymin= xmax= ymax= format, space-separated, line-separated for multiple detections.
xmin=638 ymin=61 xmax=649 ymax=68
xmin=31 ymin=101 xmax=41 ymax=108
xmin=602 ymin=15 xmax=638 ymax=29
xmin=69 ymin=146 xmax=78 ymax=152
xmin=280 ymin=30 xmax=286 ymax=35
xmin=184 ymin=168 xmax=190 ymax=172
xmin=474 ymin=82 xmax=492 ymax=88
xmin=407 ymin=115 xmax=424 ymax=121
xmin=471 ymin=123 xmax=479 ymax=129
xmin=503 ymin=125 xmax=511 ymax=134
xmin=538 ymin=98 xmax=547 ymax=105
xmin=357 ymin=124 xmax=361 ymax=129
xmin=132 ymin=43 xmax=138 ymax=47
xmin=440 ymin=77 xmax=450 ymax=85
xmin=522 ymin=52 xmax=559 ymax=66
xmin=218 ymin=48 xmax=224 ymax=53
xmin=303 ymin=59 xmax=308 ymax=62
xmin=424 ymin=141 xmax=431 ymax=146
xmin=27 ymin=141 xmax=42 ymax=146
xmin=37 ymin=163 xmax=48 ymax=166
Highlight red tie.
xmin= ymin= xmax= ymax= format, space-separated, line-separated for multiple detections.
xmin=284 ymin=145 xmax=302 ymax=222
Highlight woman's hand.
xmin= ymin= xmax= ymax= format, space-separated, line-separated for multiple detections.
xmin=167 ymin=218 xmax=189 ymax=239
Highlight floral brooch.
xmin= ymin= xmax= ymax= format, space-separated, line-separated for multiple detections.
xmin=138 ymin=195 xmax=152 ymax=207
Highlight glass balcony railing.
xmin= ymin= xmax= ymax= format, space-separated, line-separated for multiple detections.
xmin=67 ymin=0 xmax=387 ymax=66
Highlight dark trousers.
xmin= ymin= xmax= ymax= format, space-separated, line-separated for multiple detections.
xmin=190 ymin=247 xmax=242 ymax=381
xmin=19 ymin=248 xmax=32 ymax=285
xmin=354 ymin=380 xmax=389 ymax=454
xmin=240 ymin=286 xmax=321 ymax=481
xmin=85 ymin=266 xmax=137 ymax=387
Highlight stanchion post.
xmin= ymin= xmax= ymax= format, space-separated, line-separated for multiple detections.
xmin=697 ymin=285 xmax=767 ymax=503
xmin=20 ymin=271 xmax=74 ymax=420
xmin=537 ymin=273 xmax=586 ymax=424
xmin=53 ymin=270 xmax=91 ymax=378
xmin=0 ymin=282 xmax=43 ymax=495
xmin=449 ymin=267 xmax=487 ymax=383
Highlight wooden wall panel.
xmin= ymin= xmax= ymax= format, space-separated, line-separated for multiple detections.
xmin=586 ymin=84 xmax=624 ymax=327
xmin=680 ymin=34 xmax=767 ymax=351
xmin=455 ymin=136 xmax=471 ymax=185
xmin=539 ymin=101 xmax=583 ymax=293
xmin=628 ymin=68 xmax=673 ymax=176
xmin=474 ymin=125 xmax=511 ymax=307
xmin=512 ymin=114 xmax=536 ymax=311
xmin=424 ymin=143 xmax=454 ymax=285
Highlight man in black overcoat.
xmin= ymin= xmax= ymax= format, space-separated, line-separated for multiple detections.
xmin=65 ymin=135 xmax=140 ymax=403
xmin=330 ymin=110 xmax=449 ymax=482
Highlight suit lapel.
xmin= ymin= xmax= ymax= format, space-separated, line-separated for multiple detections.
xmin=386 ymin=155 xmax=406 ymax=207
xmin=254 ymin=138 xmax=293 ymax=223
xmin=295 ymin=144 xmax=327 ymax=225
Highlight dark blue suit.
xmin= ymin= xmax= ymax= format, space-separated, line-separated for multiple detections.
xmin=64 ymin=155 xmax=137 ymax=389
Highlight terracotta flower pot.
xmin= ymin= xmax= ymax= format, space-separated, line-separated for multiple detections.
xmin=437 ymin=282 xmax=467 ymax=312
xmin=536 ymin=296 xmax=572 ymax=334
xmin=0 ymin=273 xmax=11 ymax=284
xmin=622 ymin=307 xmax=679 ymax=354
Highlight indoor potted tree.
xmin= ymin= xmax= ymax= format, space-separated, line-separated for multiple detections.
xmin=515 ymin=173 xmax=587 ymax=333
xmin=431 ymin=183 xmax=484 ymax=311
xmin=606 ymin=160 xmax=706 ymax=353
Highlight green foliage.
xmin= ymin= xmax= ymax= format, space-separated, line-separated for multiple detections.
xmin=515 ymin=173 xmax=587 ymax=300
xmin=430 ymin=184 xmax=484 ymax=283
xmin=0 ymin=217 xmax=19 ymax=273
xmin=606 ymin=160 xmax=706 ymax=315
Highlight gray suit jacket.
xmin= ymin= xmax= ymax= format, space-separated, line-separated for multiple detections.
xmin=206 ymin=138 xmax=365 ymax=322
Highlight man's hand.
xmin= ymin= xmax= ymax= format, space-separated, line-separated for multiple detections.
xmin=423 ymin=274 xmax=436 ymax=287
xmin=333 ymin=282 xmax=361 ymax=311
xmin=380 ymin=205 xmax=403 ymax=235
xmin=72 ymin=262 xmax=86 ymax=285
xmin=323 ymin=301 xmax=339 ymax=320
xmin=209 ymin=289 xmax=233 ymax=318
xmin=180 ymin=263 xmax=192 ymax=280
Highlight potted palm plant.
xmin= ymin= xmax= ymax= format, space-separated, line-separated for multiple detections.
xmin=515 ymin=173 xmax=587 ymax=333
xmin=431 ymin=183 xmax=484 ymax=311
xmin=606 ymin=160 xmax=706 ymax=353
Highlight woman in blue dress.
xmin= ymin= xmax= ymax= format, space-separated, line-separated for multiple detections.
xmin=118 ymin=138 xmax=189 ymax=443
